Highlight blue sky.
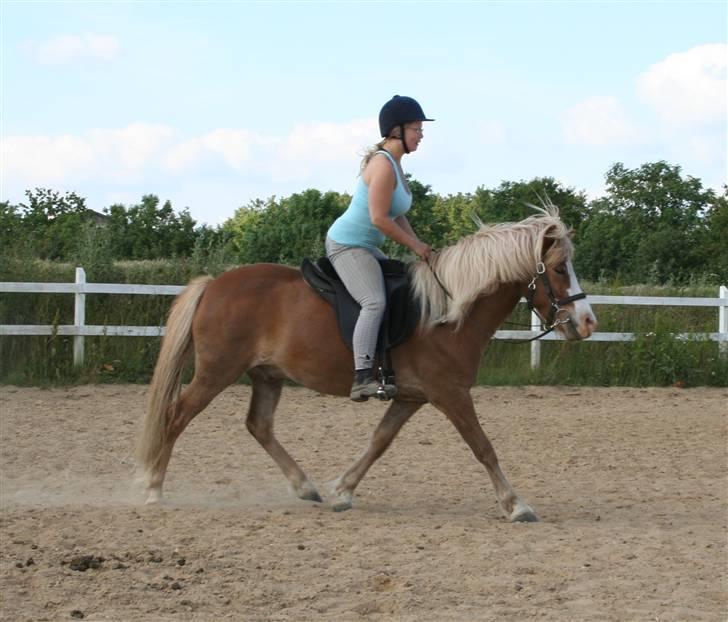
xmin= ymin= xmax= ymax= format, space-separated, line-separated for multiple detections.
xmin=2 ymin=0 xmax=726 ymax=225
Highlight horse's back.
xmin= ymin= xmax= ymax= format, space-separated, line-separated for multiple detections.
xmin=197 ymin=263 xmax=321 ymax=315
xmin=192 ymin=262 xmax=335 ymax=345
xmin=214 ymin=262 xmax=301 ymax=287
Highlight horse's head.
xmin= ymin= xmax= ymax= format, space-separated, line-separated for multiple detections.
xmin=410 ymin=202 xmax=598 ymax=338
xmin=525 ymin=225 xmax=597 ymax=340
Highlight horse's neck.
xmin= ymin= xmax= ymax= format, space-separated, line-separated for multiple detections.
xmin=417 ymin=283 xmax=522 ymax=382
xmin=459 ymin=282 xmax=523 ymax=344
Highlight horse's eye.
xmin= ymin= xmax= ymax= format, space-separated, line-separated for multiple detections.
xmin=554 ymin=264 xmax=567 ymax=275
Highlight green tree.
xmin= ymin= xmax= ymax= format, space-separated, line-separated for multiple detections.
xmin=382 ymin=178 xmax=450 ymax=257
xmin=573 ymin=209 xmax=625 ymax=282
xmin=224 ymin=189 xmax=350 ymax=265
xmin=223 ymin=198 xmax=267 ymax=263
xmin=430 ymin=191 xmax=480 ymax=247
xmin=578 ymin=161 xmax=715 ymax=283
xmin=473 ymin=177 xmax=588 ymax=228
xmin=104 ymin=195 xmax=198 ymax=259
xmin=696 ymin=186 xmax=728 ymax=282
xmin=17 ymin=188 xmax=88 ymax=259
xmin=0 ymin=201 xmax=23 ymax=253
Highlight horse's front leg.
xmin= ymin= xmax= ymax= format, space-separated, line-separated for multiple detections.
xmin=330 ymin=399 xmax=422 ymax=512
xmin=433 ymin=390 xmax=539 ymax=522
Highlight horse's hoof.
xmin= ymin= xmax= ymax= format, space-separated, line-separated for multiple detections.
xmin=332 ymin=499 xmax=353 ymax=512
xmin=331 ymin=490 xmax=353 ymax=512
xmin=294 ymin=481 xmax=323 ymax=503
xmin=325 ymin=478 xmax=353 ymax=512
xmin=145 ymin=490 xmax=164 ymax=505
xmin=300 ymin=490 xmax=324 ymax=503
xmin=511 ymin=509 xmax=540 ymax=523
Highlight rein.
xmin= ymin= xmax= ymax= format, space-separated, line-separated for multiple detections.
xmin=425 ymin=256 xmax=586 ymax=344
xmin=425 ymin=252 xmax=453 ymax=301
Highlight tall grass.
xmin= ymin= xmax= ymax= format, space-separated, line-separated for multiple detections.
xmin=1 ymin=256 xmax=726 ymax=387
xmin=0 ymin=244 xmax=236 ymax=386
xmin=478 ymin=335 xmax=726 ymax=387
xmin=478 ymin=279 xmax=726 ymax=386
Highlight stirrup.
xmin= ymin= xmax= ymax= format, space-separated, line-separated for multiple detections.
xmin=376 ymin=366 xmax=397 ymax=401
xmin=377 ymin=365 xmax=397 ymax=401
xmin=375 ymin=381 xmax=397 ymax=401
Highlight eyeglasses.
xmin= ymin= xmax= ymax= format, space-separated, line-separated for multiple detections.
xmin=406 ymin=126 xmax=424 ymax=135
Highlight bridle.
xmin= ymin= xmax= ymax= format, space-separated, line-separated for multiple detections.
xmin=523 ymin=261 xmax=587 ymax=339
xmin=426 ymin=255 xmax=587 ymax=343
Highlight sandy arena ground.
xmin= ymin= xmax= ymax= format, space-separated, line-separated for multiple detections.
xmin=0 ymin=384 xmax=726 ymax=621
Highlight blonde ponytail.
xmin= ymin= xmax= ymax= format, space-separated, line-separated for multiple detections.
xmin=359 ymin=138 xmax=389 ymax=172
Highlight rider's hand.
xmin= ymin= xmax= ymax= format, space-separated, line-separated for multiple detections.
xmin=414 ymin=241 xmax=433 ymax=261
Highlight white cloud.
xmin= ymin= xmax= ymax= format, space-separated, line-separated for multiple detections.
xmin=637 ymin=43 xmax=727 ymax=125
xmin=163 ymin=119 xmax=377 ymax=181
xmin=163 ymin=129 xmax=262 ymax=173
xmin=1 ymin=119 xmax=379 ymax=191
xmin=1 ymin=123 xmax=176 ymax=185
xmin=270 ymin=118 xmax=377 ymax=182
xmin=31 ymin=33 xmax=121 ymax=64
xmin=281 ymin=118 xmax=376 ymax=161
xmin=203 ymin=128 xmax=260 ymax=170
xmin=88 ymin=124 xmax=176 ymax=174
xmin=562 ymin=96 xmax=642 ymax=146
xmin=1 ymin=134 xmax=96 ymax=183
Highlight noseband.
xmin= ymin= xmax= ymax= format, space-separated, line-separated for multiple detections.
xmin=525 ymin=261 xmax=587 ymax=333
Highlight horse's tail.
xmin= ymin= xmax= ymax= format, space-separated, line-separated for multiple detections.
xmin=136 ymin=275 xmax=213 ymax=477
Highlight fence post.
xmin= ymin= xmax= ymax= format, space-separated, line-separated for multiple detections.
xmin=73 ymin=267 xmax=86 ymax=367
xmin=530 ymin=309 xmax=541 ymax=369
xmin=720 ymin=285 xmax=728 ymax=359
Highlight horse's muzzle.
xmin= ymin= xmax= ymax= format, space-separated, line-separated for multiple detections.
xmin=560 ymin=310 xmax=598 ymax=340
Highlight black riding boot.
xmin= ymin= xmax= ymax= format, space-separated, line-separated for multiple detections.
xmin=350 ymin=369 xmax=397 ymax=402
xmin=350 ymin=369 xmax=380 ymax=402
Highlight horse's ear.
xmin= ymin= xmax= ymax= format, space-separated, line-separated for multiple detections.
xmin=539 ymin=223 xmax=568 ymax=260
xmin=546 ymin=222 xmax=563 ymax=240
xmin=540 ymin=231 xmax=556 ymax=256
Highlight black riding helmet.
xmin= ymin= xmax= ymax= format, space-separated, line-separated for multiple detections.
xmin=378 ymin=95 xmax=434 ymax=154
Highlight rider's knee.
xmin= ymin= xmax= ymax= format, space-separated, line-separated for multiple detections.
xmin=361 ymin=296 xmax=386 ymax=314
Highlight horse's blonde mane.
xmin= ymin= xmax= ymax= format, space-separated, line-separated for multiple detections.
xmin=410 ymin=202 xmax=573 ymax=328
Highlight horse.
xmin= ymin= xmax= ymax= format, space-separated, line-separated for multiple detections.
xmin=136 ymin=204 xmax=597 ymax=522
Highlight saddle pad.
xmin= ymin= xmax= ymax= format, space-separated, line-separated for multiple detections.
xmin=301 ymin=257 xmax=419 ymax=353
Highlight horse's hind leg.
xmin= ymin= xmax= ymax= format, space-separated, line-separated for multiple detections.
xmin=145 ymin=373 xmax=231 ymax=504
xmin=331 ymin=399 xmax=423 ymax=512
xmin=245 ymin=369 xmax=322 ymax=503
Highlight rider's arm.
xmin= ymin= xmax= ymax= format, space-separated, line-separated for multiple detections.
xmin=394 ymin=215 xmax=419 ymax=241
xmin=366 ymin=156 xmax=430 ymax=259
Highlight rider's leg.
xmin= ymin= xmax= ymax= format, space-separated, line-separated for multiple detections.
xmin=326 ymin=238 xmax=391 ymax=401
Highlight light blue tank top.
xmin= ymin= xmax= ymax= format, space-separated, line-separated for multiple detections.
xmin=327 ymin=150 xmax=412 ymax=249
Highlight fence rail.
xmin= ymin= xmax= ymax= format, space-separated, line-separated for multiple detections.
xmin=1 ymin=268 xmax=727 ymax=368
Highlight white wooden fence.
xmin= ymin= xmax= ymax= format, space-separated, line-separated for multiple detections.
xmin=1 ymin=267 xmax=726 ymax=369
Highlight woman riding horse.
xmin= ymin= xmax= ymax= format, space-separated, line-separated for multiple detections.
xmin=137 ymin=205 xmax=597 ymax=522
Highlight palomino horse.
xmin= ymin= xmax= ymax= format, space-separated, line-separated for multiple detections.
xmin=137 ymin=205 xmax=597 ymax=522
